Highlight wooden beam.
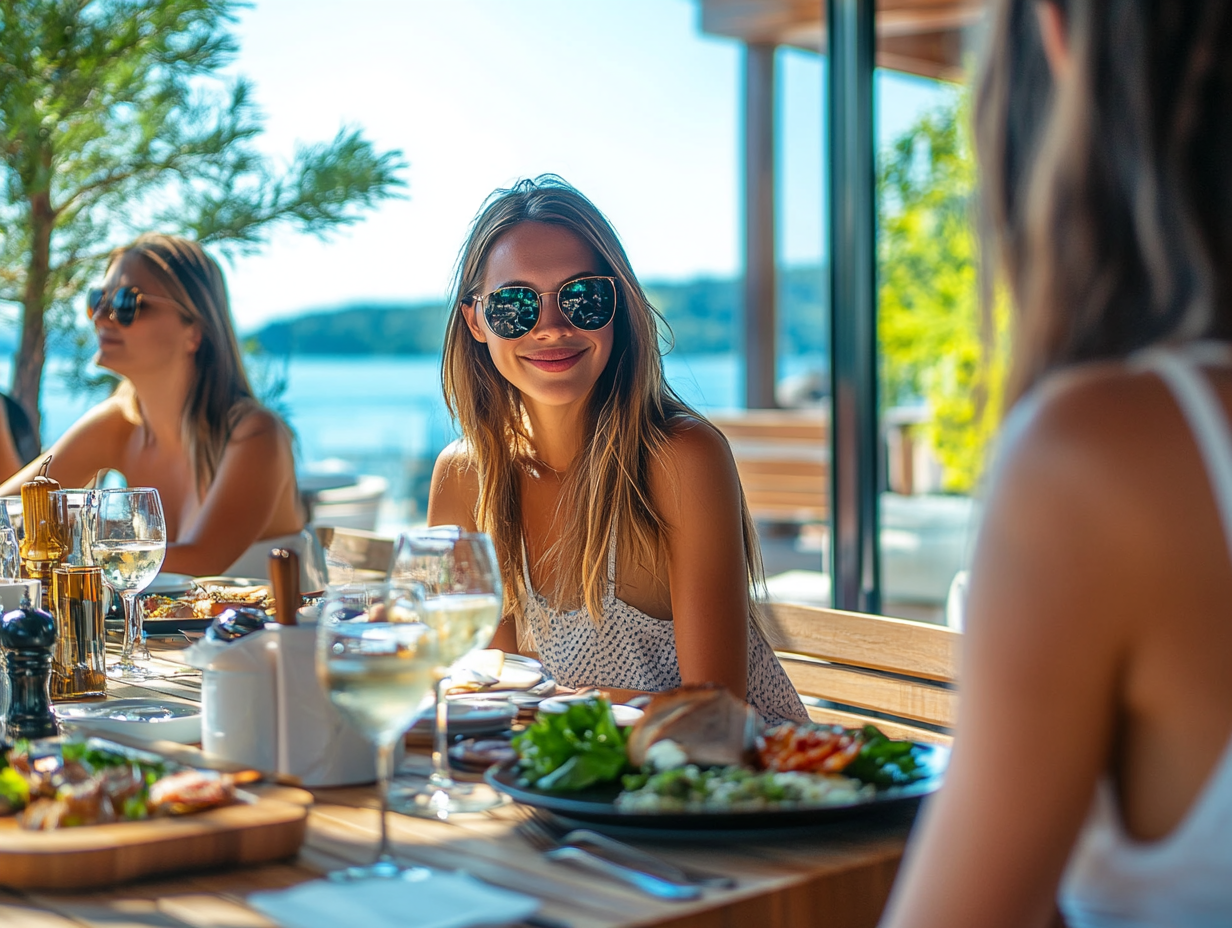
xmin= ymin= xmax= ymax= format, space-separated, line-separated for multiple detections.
xmin=696 ymin=0 xmax=986 ymax=79
xmin=781 ymin=656 xmax=958 ymax=727
xmin=743 ymin=43 xmax=778 ymax=409
xmin=768 ymin=602 xmax=962 ymax=681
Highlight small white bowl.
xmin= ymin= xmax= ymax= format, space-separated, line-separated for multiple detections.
xmin=537 ymin=696 xmax=644 ymax=727
xmin=144 ymin=573 xmax=195 ymax=596
xmin=55 ymin=698 xmax=203 ymax=744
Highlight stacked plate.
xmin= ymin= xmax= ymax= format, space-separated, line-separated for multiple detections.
xmin=55 ymin=698 xmax=202 ymax=744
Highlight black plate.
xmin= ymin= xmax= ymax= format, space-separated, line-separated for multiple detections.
xmin=484 ymin=744 xmax=948 ymax=830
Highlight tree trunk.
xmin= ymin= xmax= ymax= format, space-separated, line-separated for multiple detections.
xmin=14 ymin=188 xmax=53 ymax=438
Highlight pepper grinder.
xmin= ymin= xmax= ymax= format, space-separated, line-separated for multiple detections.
xmin=268 ymin=547 xmax=300 ymax=626
xmin=0 ymin=590 xmax=59 ymax=741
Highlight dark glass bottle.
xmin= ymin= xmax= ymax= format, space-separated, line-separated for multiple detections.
xmin=0 ymin=593 xmax=59 ymax=741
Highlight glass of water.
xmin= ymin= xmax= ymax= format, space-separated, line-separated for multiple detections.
xmin=316 ymin=580 xmax=435 ymax=878
xmin=91 ymin=488 xmax=166 ymax=681
xmin=389 ymin=527 xmax=504 ymax=817
xmin=50 ymin=489 xmax=99 ymax=566
xmin=0 ymin=499 xmax=20 ymax=579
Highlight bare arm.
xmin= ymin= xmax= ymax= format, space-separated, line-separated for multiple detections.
xmin=425 ymin=441 xmax=529 ymax=648
xmin=160 ymin=410 xmax=296 ymax=575
xmin=0 ymin=402 xmax=24 ymax=482
xmin=0 ymin=399 xmax=127 ymax=496
xmin=650 ymin=420 xmax=750 ymax=698
xmin=880 ymin=383 xmax=1134 ymax=928
xmin=426 ymin=441 xmax=480 ymax=532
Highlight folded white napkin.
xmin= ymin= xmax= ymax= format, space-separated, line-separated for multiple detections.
xmin=249 ymin=869 xmax=539 ymax=928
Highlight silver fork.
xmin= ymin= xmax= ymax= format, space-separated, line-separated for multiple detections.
xmin=556 ymin=827 xmax=735 ymax=889
xmin=517 ymin=814 xmax=701 ymax=900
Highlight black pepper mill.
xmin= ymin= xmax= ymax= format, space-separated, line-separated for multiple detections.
xmin=0 ymin=591 xmax=59 ymax=741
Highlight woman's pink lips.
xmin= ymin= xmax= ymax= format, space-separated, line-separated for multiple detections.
xmin=522 ymin=349 xmax=585 ymax=373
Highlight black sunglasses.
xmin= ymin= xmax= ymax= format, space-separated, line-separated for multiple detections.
xmin=86 ymin=285 xmax=187 ymax=327
xmin=473 ymin=275 xmax=618 ymax=340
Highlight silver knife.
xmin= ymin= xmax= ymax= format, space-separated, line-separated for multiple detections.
xmin=561 ymin=829 xmax=736 ymax=888
xmin=544 ymin=846 xmax=701 ymax=900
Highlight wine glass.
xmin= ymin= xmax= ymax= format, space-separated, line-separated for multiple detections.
xmin=91 ymin=488 xmax=166 ymax=681
xmin=388 ymin=527 xmax=505 ymax=817
xmin=316 ymin=581 xmax=435 ymax=879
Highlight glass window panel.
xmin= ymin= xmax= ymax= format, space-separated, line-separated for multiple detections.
xmin=875 ymin=42 xmax=995 ymax=625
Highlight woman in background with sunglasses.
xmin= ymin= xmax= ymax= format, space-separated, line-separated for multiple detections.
xmin=0 ymin=233 xmax=325 ymax=587
xmin=429 ymin=175 xmax=807 ymax=724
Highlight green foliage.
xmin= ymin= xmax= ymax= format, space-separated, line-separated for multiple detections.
xmin=878 ymin=90 xmax=1007 ymax=494
xmin=0 ymin=0 xmax=406 ymax=421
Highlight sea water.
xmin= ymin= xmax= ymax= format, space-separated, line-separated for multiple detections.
xmin=4 ymin=352 xmax=824 ymax=506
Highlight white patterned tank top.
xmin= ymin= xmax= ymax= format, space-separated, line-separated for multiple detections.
xmin=520 ymin=529 xmax=809 ymax=726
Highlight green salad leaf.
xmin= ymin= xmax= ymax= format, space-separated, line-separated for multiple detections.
xmin=512 ymin=698 xmax=630 ymax=792
xmin=842 ymin=725 xmax=925 ymax=787
xmin=0 ymin=767 xmax=29 ymax=811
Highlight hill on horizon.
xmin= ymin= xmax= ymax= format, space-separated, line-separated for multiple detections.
xmin=248 ymin=265 xmax=828 ymax=357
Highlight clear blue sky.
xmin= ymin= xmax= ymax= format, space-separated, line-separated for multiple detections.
xmin=220 ymin=0 xmax=951 ymax=330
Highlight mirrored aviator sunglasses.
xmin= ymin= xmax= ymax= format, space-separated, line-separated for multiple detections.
xmin=479 ymin=275 xmax=618 ymax=340
xmin=85 ymin=286 xmax=142 ymax=326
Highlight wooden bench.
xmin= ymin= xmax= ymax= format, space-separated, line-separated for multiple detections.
xmin=709 ymin=409 xmax=829 ymax=524
xmin=768 ymin=601 xmax=961 ymax=744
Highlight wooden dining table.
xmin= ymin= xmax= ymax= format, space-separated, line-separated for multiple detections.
xmin=1 ymin=639 xmax=921 ymax=928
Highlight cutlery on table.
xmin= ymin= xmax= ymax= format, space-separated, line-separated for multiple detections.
xmin=516 ymin=814 xmax=701 ymax=901
xmin=555 ymin=827 xmax=735 ymax=888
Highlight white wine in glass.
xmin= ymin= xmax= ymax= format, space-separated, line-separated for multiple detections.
xmin=388 ymin=528 xmax=505 ymax=817
xmin=317 ymin=581 xmax=435 ymax=879
xmin=93 ymin=488 xmax=166 ymax=681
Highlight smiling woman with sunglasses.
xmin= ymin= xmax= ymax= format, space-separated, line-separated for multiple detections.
xmin=0 ymin=234 xmax=324 ymax=586
xmin=429 ymin=175 xmax=807 ymax=724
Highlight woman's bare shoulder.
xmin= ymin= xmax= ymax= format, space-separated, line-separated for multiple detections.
xmin=996 ymin=360 xmax=1184 ymax=491
xmin=658 ymin=415 xmax=736 ymax=466
xmin=428 ymin=439 xmax=479 ymax=529
xmin=646 ymin=416 xmax=742 ymax=519
xmin=51 ymin=395 xmax=136 ymax=452
xmin=0 ymin=396 xmax=134 ymax=494
xmin=980 ymin=359 xmax=1195 ymax=640
xmin=229 ymin=405 xmax=290 ymax=442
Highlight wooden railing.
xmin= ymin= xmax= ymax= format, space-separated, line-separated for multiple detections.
xmin=709 ymin=410 xmax=829 ymax=524
xmin=768 ymin=601 xmax=961 ymax=745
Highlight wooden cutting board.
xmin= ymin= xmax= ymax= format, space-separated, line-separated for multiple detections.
xmin=0 ymin=784 xmax=312 ymax=890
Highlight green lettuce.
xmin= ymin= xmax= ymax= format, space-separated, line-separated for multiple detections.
xmin=512 ymin=698 xmax=630 ymax=792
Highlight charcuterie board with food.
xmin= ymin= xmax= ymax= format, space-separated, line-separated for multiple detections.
xmin=0 ymin=736 xmax=311 ymax=889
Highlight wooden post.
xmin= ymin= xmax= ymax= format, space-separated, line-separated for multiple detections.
xmin=743 ymin=42 xmax=777 ymax=410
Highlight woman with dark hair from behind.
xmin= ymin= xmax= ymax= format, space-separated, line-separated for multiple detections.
xmin=881 ymin=1 xmax=1232 ymax=926
xmin=0 ymin=234 xmax=325 ymax=587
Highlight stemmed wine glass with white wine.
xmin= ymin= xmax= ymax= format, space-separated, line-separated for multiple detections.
xmin=388 ymin=527 xmax=505 ymax=817
xmin=317 ymin=580 xmax=436 ymax=879
xmin=91 ymin=488 xmax=166 ymax=681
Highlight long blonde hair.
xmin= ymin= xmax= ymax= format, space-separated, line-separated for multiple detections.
xmin=442 ymin=176 xmax=767 ymax=638
xmin=110 ymin=234 xmax=264 ymax=493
